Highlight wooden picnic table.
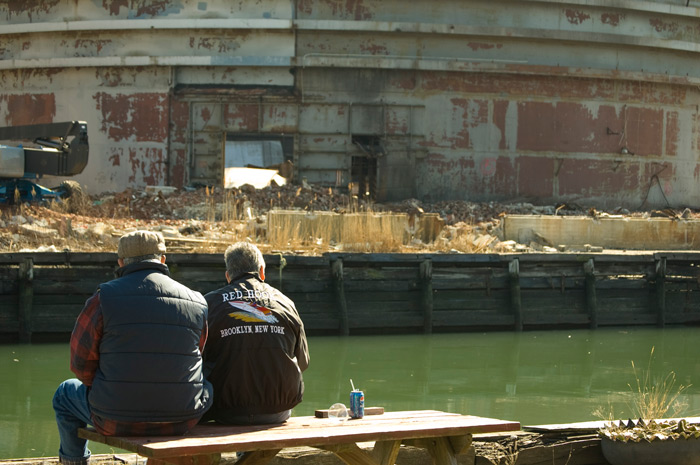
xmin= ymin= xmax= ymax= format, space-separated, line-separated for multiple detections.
xmin=79 ymin=410 xmax=520 ymax=465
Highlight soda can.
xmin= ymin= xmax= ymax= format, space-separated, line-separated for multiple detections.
xmin=349 ymin=389 xmax=364 ymax=419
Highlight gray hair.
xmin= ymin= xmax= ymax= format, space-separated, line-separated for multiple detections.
xmin=121 ymin=254 xmax=163 ymax=265
xmin=224 ymin=242 xmax=265 ymax=278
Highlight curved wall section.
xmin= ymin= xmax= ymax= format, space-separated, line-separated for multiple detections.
xmin=0 ymin=0 xmax=698 ymax=208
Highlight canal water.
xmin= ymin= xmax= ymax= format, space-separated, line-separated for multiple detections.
xmin=2 ymin=327 xmax=700 ymax=459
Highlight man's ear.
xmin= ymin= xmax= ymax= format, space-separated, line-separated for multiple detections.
xmin=118 ymin=258 xmax=124 ymax=267
xmin=225 ymin=271 xmax=231 ymax=283
xmin=259 ymin=266 xmax=265 ymax=281
xmin=160 ymin=254 xmax=166 ymax=264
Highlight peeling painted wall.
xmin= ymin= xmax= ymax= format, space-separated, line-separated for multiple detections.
xmin=0 ymin=0 xmax=699 ymax=209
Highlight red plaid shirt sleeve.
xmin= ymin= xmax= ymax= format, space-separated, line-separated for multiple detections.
xmin=70 ymin=291 xmax=103 ymax=386
xmin=71 ymin=291 xmax=207 ymax=437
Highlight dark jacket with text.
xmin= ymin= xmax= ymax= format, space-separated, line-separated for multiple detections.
xmin=203 ymin=272 xmax=310 ymax=416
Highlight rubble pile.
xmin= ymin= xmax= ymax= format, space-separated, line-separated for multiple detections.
xmin=89 ymin=183 xmax=377 ymax=222
xmin=0 ymin=183 xmax=693 ymax=255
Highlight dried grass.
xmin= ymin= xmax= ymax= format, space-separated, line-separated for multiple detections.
xmin=338 ymin=213 xmax=406 ymax=253
xmin=628 ymin=347 xmax=689 ymax=420
xmin=267 ymin=210 xmax=408 ymax=253
xmin=479 ymin=437 xmax=519 ymax=465
xmin=593 ymin=347 xmax=690 ymax=435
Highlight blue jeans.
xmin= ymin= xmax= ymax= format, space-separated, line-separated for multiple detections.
xmin=53 ymin=379 xmax=92 ymax=465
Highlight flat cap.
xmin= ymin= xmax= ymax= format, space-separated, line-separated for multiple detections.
xmin=117 ymin=230 xmax=166 ymax=259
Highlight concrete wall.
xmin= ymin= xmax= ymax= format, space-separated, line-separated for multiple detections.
xmin=502 ymin=215 xmax=700 ymax=250
xmin=0 ymin=0 xmax=699 ymax=208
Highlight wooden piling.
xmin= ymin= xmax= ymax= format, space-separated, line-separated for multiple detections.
xmin=509 ymin=259 xmax=522 ymax=331
xmin=18 ymin=258 xmax=34 ymax=343
xmin=656 ymin=257 xmax=666 ymax=328
xmin=420 ymin=259 xmax=433 ymax=334
xmin=584 ymin=259 xmax=597 ymax=329
xmin=332 ymin=259 xmax=349 ymax=336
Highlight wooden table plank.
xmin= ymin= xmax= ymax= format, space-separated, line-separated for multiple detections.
xmin=79 ymin=412 xmax=519 ymax=459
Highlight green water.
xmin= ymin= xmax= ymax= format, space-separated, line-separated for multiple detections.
xmin=2 ymin=327 xmax=700 ymax=459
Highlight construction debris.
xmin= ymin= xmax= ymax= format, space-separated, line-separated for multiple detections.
xmin=0 ymin=183 xmax=695 ymax=255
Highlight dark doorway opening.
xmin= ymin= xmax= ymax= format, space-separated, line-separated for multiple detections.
xmin=351 ymin=135 xmax=382 ymax=199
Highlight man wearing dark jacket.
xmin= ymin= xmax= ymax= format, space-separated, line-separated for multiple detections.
xmin=201 ymin=241 xmax=309 ymax=425
xmin=52 ymin=230 xmax=213 ymax=465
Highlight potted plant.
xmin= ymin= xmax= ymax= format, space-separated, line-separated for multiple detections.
xmin=597 ymin=348 xmax=700 ymax=465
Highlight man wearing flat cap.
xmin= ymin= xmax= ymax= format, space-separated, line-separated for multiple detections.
xmin=52 ymin=230 xmax=213 ymax=465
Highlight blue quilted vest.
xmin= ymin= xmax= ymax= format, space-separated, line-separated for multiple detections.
xmin=88 ymin=260 xmax=213 ymax=423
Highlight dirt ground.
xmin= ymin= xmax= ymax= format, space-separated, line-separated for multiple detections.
xmin=0 ymin=182 xmax=693 ymax=255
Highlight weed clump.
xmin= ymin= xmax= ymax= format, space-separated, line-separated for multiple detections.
xmin=596 ymin=347 xmax=694 ymax=443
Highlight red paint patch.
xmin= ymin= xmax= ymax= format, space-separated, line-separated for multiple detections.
xmin=493 ymin=156 xmax=517 ymax=197
xmin=170 ymin=148 xmax=187 ymax=187
xmin=649 ymin=18 xmax=679 ymax=34
xmin=5 ymin=0 xmax=59 ymax=20
xmin=135 ymin=0 xmax=181 ymax=18
xmin=101 ymin=0 xmax=179 ymax=18
xmin=558 ymin=158 xmax=640 ymax=197
xmin=200 ymin=106 xmax=212 ymax=123
xmin=385 ymin=109 xmax=409 ymax=135
xmin=389 ymin=75 xmax=416 ymax=91
xmin=296 ymin=0 xmax=314 ymax=15
xmin=127 ymin=147 xmax=166 ymax=185
xmin=516 ymin=102 xmax=662 ymax=155
xmin=664 ymin=111 xmax=679 ymax=157
xmin=190 ymin=35 xmax=246 ymax=54
xmin=420 ymin=72 xmax=616 ymax=100
xmin=127 ymin=148 xmax=140 ymax=184
xmin=517 ymin=156 xmax=553 ymax=198
xmin=448 ymin=98 xmax=489 ymax=150
xmin=108 ymin=150 xmax=120 ymax=166
xmin=601 ymin=13 xmax=623 ymax=27
xmin=73 ymin=38 xmax=112 ymax=56
xmin=95 ymin=69 xmax=125 ymax=87
xmin=143 ymin=148 xmax=166 ymax=185
xmin=425 ymin=153 xmax=475 ymax=176
xmin=169 ymin=99 xmax=190 ymax=145
xmin=102 ymin=0 xmax=127 ymax=16
xmin=624 ymin=107 xmax=663 ymax=156
xmin=360 ymin=41 xmax=388 ymax=55
xmin=492 ymin=100 xmax=508 ymax=150
xmin=641 ymin=162 xmax=673 ymax=198
xmin=614 ymin=80 xmax=685 ymax=105
xmin=480 ymin=157 xmax=497 ymax=176
xmin=265 ymin=106 xmax=296 ymax=133
xmin=341 ymin=0 xmax=372 ymax=20
xmin=299 ymin=0 xmax=372 ymax=20
xmin=94 ymin=92 xmax=168 ymax=142
xmin=223 ymin=104 xmax=259 ymax=131
xmin=1 ymin=93 xmax=56 ymax=126
xmin=565 ymin=9 xmax=591 ymax=25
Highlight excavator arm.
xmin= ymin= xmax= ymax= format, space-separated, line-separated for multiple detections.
xmin=0 ymin=120 xmax=88 ymax=178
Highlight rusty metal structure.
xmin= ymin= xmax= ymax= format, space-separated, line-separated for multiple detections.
xmin=0 ymin=0 xmax=699 ymax=208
